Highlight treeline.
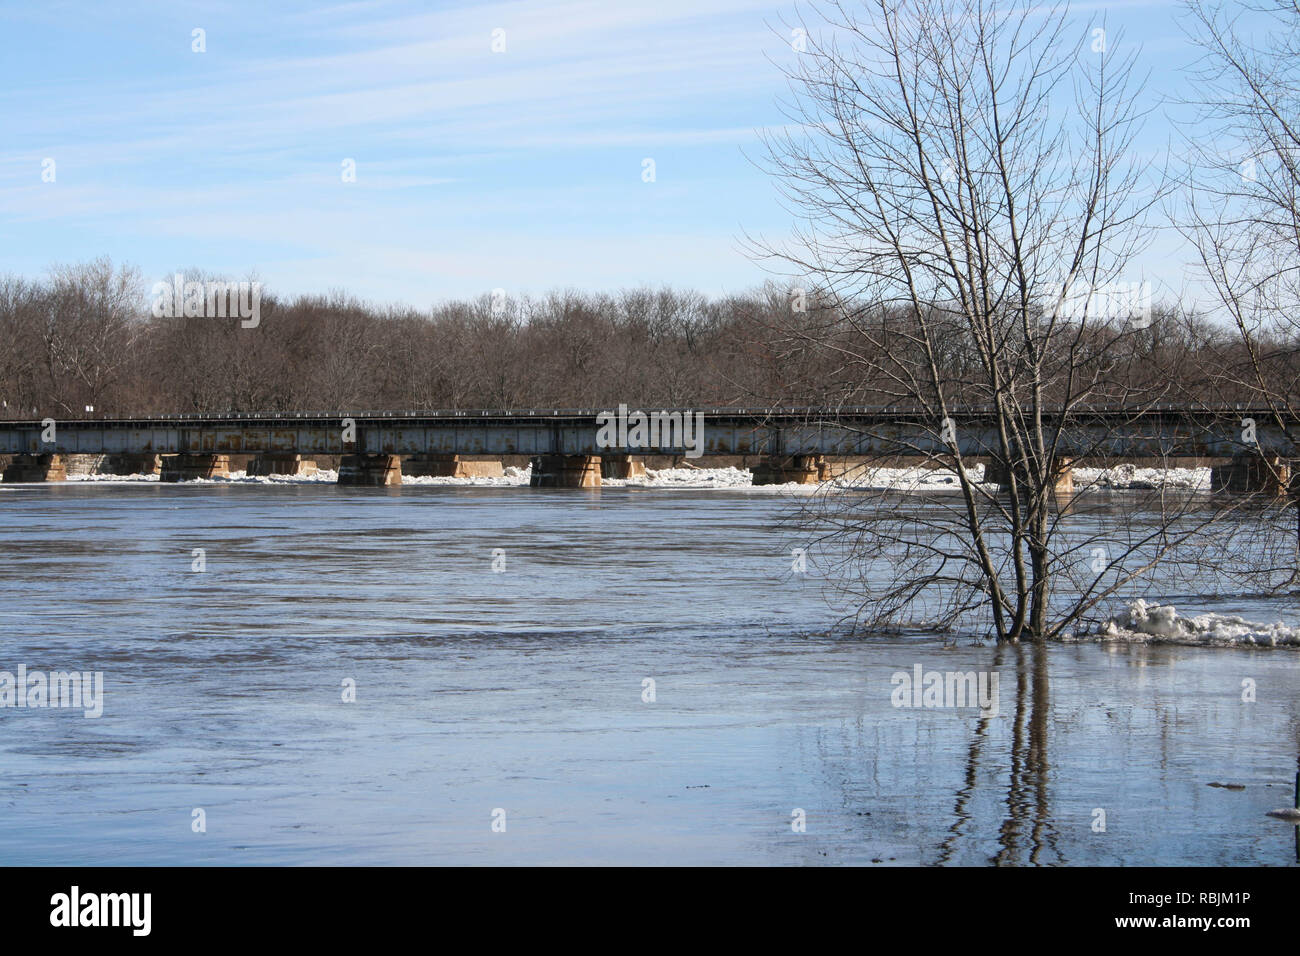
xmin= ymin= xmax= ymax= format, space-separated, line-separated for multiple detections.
xmin=0 ymin=257 xmax=1290 ymax=417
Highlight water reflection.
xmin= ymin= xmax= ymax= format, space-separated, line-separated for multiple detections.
xmin=991 ymin=643 xmax=1059 ymax=864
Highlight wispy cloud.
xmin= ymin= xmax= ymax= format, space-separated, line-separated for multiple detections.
xmin=0 ymin=0 xmax=1208 ymax=303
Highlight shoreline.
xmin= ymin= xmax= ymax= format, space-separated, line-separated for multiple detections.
xmin=13 ymin=461 xmax=1216 ymax=492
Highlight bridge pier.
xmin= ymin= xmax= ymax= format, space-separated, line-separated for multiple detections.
xmin=337 ymin=454 xmax=401 ymax=486
xmin=102 ymin=453 xmax=162 ymax=476
xmin=161 ymin=454 xmax=230 ymax=482
xmin=985 ymin=457 xmax=1073 ymax=496
xmin=751 ymin=455 xmax=825 ymax=485
xmin=64 ymin=454 xmax=105 ymax=477
xmin=601 ymin=454 xmax=647 ymax=480
xmin=1211 ymin=453 xmax=1290 ymax=496
xmin=984 ymin=459 xmax=1012 ymax=487
xmin=2 ymin=454 xmax=67 ymax=483
xmin=247 ymin=453 xmax=317 ymax=477
xmin=1055 ymin=460 xmax=1074 ymax=497
xmin=404 ymin=454 xmax=504 ymax=479
xmin=530 ymin=455 xmax=601 ymax=488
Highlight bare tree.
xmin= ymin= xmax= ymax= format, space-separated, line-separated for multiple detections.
xmin=1180 ymin=0 xmax=1300 ymax=415
xmin=1173 ymin=0 xmax=1300 ymax=592
xmin=0 ymin=276 xmax=46 ymax=417
xmin=755 ymin=0 xmax=1227 ymax=640
xmin=41 ymin=258 xmax=142 ymax=416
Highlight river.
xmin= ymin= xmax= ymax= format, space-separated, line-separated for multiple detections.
xmin=1 ymin=482 xmax=1296 ymax=865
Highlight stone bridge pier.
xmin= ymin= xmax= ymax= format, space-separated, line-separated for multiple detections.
xmin=161 ymin=454 xmax=230 ymax=482
xmin=338 ymin=454 xmax=401 ymax=486
xmin=247 ymin=453 xmax=317 ymax=477
xmin=103 ymin=453 xmax=162 ymax=476
xmin=601 ymin=454 xmax=646 ymax=479
xmin=1211 ymin=452 xmax=1291 ymax=496
xmin=530 ymin=455 xmax=601 ymax=487
xmin=751 ymin=455 xmax=826 ymax=485
xmin=2 ymin=454 xmax=67 ymax=482
xmin=985 ymin=457 xmax=1074 ymax=496
xmin=405 ymin=454 xmax=504 ymax=479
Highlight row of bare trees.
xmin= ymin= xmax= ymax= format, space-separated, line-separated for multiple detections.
xmin=0 ymin=259 xmax=1292 ymax=420
xmin=0 ymin=269 xmax=791 ymax=417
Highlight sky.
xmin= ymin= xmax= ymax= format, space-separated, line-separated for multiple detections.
xmin=0 ymin=0 xmax=1233 ymax=309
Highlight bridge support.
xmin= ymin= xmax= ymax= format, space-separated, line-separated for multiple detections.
xmin=1211 ymin=453 xmax=1290 ymax=496
xmin=1054 ymin=460 xmax=1074 ymax=497
xmin=2 ymin=454 xmax=67 ymax=483
xmin=161 ymin=454 xmax=230 ymax=482
xmin=984 ymin=459 xmax=1012 ymax=487
xmin=247 ymin=453 xmax=317 ymax=477
xmin=601 ymin=454 xmax=647 ymax=480
xmin=338 ymin=454 xmax=401 ymax=486
xmin=985 ymin=457 xmax=1073 ymax=496
xmin=102 ymin=453 xmax=162 ymax=476
xmin=751 ymin=455 xmax=825 ymax=485
xmin=64 ymin=454 xmax=105 ymax=477
xmin=405 ymin=454 xmax=504 ymax=479
xmin=530 ymin=455 xmax=601 ymax=488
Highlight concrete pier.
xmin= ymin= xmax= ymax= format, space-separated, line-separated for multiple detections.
xmin=247 ymin=453 xmax=318 ymax=477
xmin=530 ymin=455 xmax=601 ymax=488
xmin=985 ymin=457 xmax=1073 ymax=496
xmin=64 ymin=454 xmax=105 ymax=476
xmin=984 ymin=459 xmax=1012 ymax=488
xmin=102 ymin=453 xmax=162 ymax=476
xmin=1211 ymin=453 xmax=1290 ymax=496
xmin=160 ymin=454 xmax=230 ymax=482
xmin=601 ymin=454 xmax=647 ymax=480
xmin=338 ymin=454 xmax=402 ymax=486
xmin=2 ymin=453 xmax=67 ymax=482
xmin=751 ymin=455 xmax=824 ymax=485
xmin=404 ymin=454 xmax=504 ymax=479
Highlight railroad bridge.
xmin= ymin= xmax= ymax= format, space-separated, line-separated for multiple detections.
xmin=0 ymin=406 xmax=1293 ymax=490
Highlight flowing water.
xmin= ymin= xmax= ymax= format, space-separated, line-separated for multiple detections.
xmin=0 ymin=482 xmax=1297 ymax=865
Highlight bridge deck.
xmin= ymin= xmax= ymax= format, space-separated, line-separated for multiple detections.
xmin=0 ymin=407 xmax=1291 ymax=459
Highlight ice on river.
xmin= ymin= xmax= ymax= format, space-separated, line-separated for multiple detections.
xmin=1098 ymin=598 xmax=1300 ymax=647
xmin=58 ymin=461 xmax=1214 ymax=491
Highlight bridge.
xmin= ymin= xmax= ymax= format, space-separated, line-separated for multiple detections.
xmin=0 ymin=406 xmax=1293 ymax=489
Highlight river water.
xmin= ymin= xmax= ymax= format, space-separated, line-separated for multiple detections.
xmin=0 ymin=482 xmax=1297 ymax=865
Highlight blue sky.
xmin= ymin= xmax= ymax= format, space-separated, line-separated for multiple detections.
xmin=0 ymin=0 xmax=1220 ymax=308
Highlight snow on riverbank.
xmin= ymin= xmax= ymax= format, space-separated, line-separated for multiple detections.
xmin=1073 ymin=463 xmax=1210 ymax=491
xmin=605 ymin=466 xmax=753 ymax=489
xmin=1096 ymin=599 xmax=1300 ymax=647
xmin=66 ymin=470 xmax=334 ymax=484
xmin=828 ymin=462 xmax=1211 ymax=491
xmin=65 ymin=472 xmax=162 ymax=482
xmin=398 ymin=466 xmax=530 ymax=487
xmin=834 ymin=465 xmax=979 ymax=490
xmin=57 ymin=461 xmax=1214 ymax=491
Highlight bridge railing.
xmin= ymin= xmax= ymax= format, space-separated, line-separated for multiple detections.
xmin=0 ymin=402 xmax=1290 ymax=425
